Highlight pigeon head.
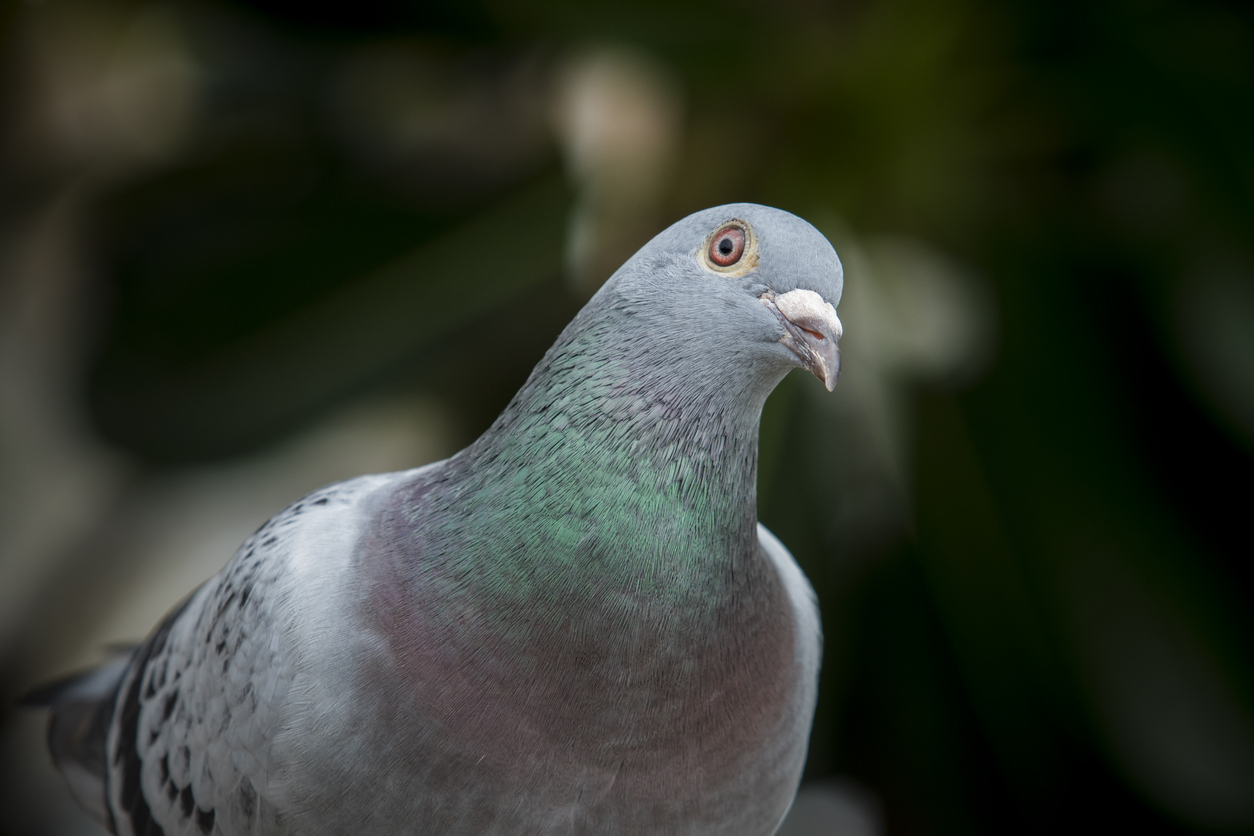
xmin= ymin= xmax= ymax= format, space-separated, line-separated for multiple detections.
xmin=598 ymin=203 xmax=844 ymax=392
xmin=452 ymin=202 xmax=844 ymax=524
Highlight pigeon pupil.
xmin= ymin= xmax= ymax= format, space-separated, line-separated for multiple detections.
xmin=719 ymin=238 xmax=734 ymax=255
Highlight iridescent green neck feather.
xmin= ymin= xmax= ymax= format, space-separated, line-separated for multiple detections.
xmin=388 ymin=284 xmax=785 ymax=623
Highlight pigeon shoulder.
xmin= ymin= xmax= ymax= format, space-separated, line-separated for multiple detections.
xmin=103 ymin=463 xmax=440 ymax=836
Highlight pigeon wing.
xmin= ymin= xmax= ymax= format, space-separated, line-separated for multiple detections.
xmin=101 ymin=471 xmax=404 ymax=836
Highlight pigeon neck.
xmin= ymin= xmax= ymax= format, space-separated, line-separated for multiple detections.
xmin=400 ymin=307 xmax=785 ymax=603
xmin=466 ymin=314 xmax=775 ymax=551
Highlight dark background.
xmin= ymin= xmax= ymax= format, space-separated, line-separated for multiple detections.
xmin=2 ymin=0 xmax=1252 ymax=834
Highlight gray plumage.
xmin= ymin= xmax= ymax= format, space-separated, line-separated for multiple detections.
xmin=31 ymin=203 xmax=844 ymax=835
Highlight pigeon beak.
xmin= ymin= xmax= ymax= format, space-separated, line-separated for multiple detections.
xmin=761 ymin=289 xmax=843 ymax=390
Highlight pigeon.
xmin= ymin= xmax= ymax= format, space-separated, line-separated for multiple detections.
xmin=31 ymin=203 xmax=844 ymax=835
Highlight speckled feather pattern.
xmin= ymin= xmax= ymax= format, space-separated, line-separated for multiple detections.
xmin=103 ymin=475 xmax=393 ymax=836
xmin=39 ymin=204 xmax=842 ymax=836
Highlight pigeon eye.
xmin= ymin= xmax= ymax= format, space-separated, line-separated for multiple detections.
xmin=708 ymin=226 xmax=746 ymax=268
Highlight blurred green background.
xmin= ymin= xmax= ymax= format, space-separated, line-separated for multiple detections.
xmin=1 ymin=0 xmax=1252 ymax=834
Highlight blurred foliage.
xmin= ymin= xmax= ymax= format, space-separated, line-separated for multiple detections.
xmin=2 ymin=0 xmax=1253 ymax=834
